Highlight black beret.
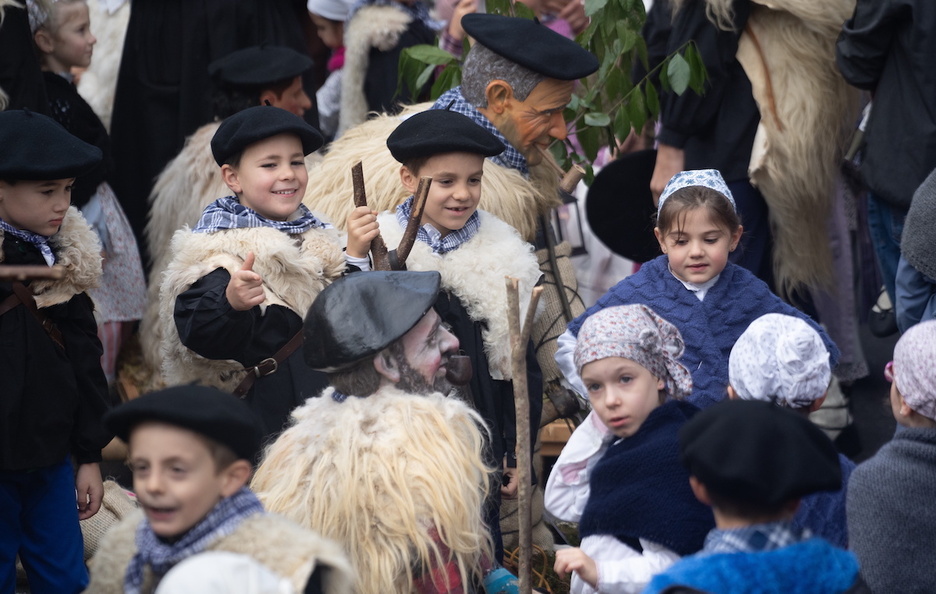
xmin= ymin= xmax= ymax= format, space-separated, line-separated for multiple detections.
xmin=304 ymin=271 xmax=441 ymax=372
xmin=462 ymin=14 xmax=599 ymax=80
xmin=0 ymin=110 xmax=102 ymax=180
xmin=387 ymin=110 xmax=504 ymax=163
xmin=586 ymin=149 xmax=662 ymax=263
xmin=104 ymin=385 xmax=264 ymax=461
xmin=679 ymin=400 xmax=842 ymax=507
xmin=208 ymin=45 xmax=313 ymax=87
xmin=211 ymin=105 xmax=324 ymax=165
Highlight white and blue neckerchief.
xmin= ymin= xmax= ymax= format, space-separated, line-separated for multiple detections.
xmin=0 ymin=217 xmax=56 ymax=266
xmin=434 ymin=87 xmax=530 ymax=176
xmin=702 ymin=521 xmax=810 ymax=556
xmin=395 ymin=195 xmax=479 ymax=255
xmin=193 ymin=196 xmax=330 ymax=235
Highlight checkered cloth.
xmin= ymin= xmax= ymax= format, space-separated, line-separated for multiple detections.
xmin=0 ymin=217 xmax=55 ymax=265
xmin=395 ymin=195 xmax=479 ymax=254
xmin=702 ymin=521 xmax=811 ymax=556
xmin=193 ymin=196 xmax=329 ymax=235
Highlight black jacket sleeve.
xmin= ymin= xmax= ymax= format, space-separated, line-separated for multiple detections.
xmin=835 ymin=0 xmax=902 ymax=92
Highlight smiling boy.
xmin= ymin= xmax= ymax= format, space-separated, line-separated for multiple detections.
xmin=157 ymin=105 xmax=345 ymax=440
xmin=345 ymin=108 xmax=544 ymax=560
xmin=86 ymin=385 xmax=351 ymax=593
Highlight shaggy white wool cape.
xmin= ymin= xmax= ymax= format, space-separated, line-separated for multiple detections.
xmin=252 ymin=387 xmax=494 ymax=594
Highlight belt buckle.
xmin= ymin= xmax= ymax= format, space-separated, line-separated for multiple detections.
xmin=253 ymin=357 xmax=278 ymax=377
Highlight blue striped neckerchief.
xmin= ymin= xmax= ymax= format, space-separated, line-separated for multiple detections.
xmin=193 ymin=196 xmax=330 ymax=235
xmin=395 ymin=195 xmax=479 ymax=255
xmin=433 ymin=87 xmax=530 ymax=177
xmin=0 ymin=217 xmax=55 ymax=266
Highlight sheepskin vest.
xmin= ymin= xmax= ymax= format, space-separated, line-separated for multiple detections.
xmin=158 ymin=224 xmax=344 ymax=391
xmin=339 ymin=4 xmax=413 ymax=135
xmin=379 ymin=209 xmax=541 ymax=380
xmin=0 ymin=206 xmax=102 ymax=307
xmin=733 ymin=0 xmax=860 ymax=297
xmin=252 ymin=386 xmax=492 ymax=594
xmin=86 ymin=509 xmax=354 ymax=594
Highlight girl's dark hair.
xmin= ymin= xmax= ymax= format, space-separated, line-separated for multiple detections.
xmin=656 ymin=185 xmax=742 ymax=235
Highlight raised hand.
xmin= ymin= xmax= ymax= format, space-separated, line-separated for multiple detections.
xmin=225 ymin=252 xmax=265 ymax=311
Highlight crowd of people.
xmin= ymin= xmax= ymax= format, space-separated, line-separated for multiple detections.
xmin=1 ymin=0 xmax=934 ymax=592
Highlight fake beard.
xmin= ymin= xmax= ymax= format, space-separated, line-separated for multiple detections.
xmin=394 ymin=354 xmax=453 ymax=395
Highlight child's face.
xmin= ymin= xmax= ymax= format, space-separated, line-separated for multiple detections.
xmin=221 ymin=133 xmax=308 ymax=221
xmin=311 ymin=14 xmax=344 ymax=50
xmin=654 ymin=206 xmax=741 ymax=285
xmin=0 ymin=178 xmax=73 ymax=236
xmin=263 ymin=76 xmax=313 ymax=118
xmin=582 ymin=356 xmax=665 ymax=439
xmin=128 ymin=422 xmax=244 ymax=541
xmin=400 ymin=152 xmax=484 ymax=238
xmin=39 ymin=1 xmax=96 ymax=71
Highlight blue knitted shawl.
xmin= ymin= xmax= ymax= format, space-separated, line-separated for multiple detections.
xmin=644 ymin=538 xmax=861 ymax=594
xmin=568 ymin=256 xmax=841 ymax=409
xmin=579 ymin=401 xmax=713 ymax=557
xmin=792 ymin=453 xmax=854 ymax=549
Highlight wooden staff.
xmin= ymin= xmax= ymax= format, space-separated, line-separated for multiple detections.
xmin=536 ymin=145 xmax=586 ymax=194
xmin=388 ymin=175 xmax=432 ymax=270
xmin=0 ymin=265 xmax=65 ymax=281
xmin=351 ymin=161 xmax=391 ymax=271
xmin=506 ymin=277 xmax=544 ymax=594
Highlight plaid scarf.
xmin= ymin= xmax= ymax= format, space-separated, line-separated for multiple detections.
xmin=0 ymin=218 xmax=55 ymax=266
xmin=124 ymin=487 xmax=264 ymax=593
xmin=348 ymin=0 xmax=444 ymax=31
xmin=702 ymin=521 xmax=811 ymax=556
xmin=193 ymin=196 xmax=330 ymax=235
xmin=395 ymin=195 xmax=479 ymax=254
xmin=433 ymin=88 xmax=530 ymax=176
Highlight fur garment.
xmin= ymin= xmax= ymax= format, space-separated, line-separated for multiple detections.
xmin=707 ymin=0 xmax=861 ymax=297
xmin=252 ymin=386 xmax=493 ymax=594
xmin=0 ymin=206 xmax=103 ymax=308
xmin=378 ymin=209 xmax=541 ymax=380
xmin=305 ymin=103 xmax=556 ymax=243
xmin=158 ymin=224 xmax=344 ymax=391
xmin=86 ymin=509 xmax=353 ymax=594
xmin=339 ymin=4 xmax=412 ymax=135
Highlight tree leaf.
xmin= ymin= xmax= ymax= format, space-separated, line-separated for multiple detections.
xmin=403 ymin=44 xmax=456 ymax=66
xmin=584 ymin=0 xmax=609 ymax=18
xmin=577 ymin=123 xmax=602 ymax=162
xmin=414 ymin=64 xmax=435 ymax=96
xmin=513 ymin=0 xmax=537 ymax=19
xmin=584 ymin=111 xmax=611 ymax=127
xmin=430 ymin=64 xmax=461 ymax=100
xmin=645 ymin=78 xmax=660 ymax=116
xmin=667 ymin=53 xmax=690 ymax=95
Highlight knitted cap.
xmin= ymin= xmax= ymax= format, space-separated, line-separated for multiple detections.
xmin=574 ymin=304 xmax=693 ymax=400
xmin=893 ymin=319 xmax=936 ymax=421
xmin=658 ymin=169 xmax=736 ymax=216
xmin=729 ymin=313 xmax=831 ymax=408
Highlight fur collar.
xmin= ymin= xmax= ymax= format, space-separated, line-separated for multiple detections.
xmin=0 ymin=206 xmax=102 ymax=307
xmin=339 ymin=4 xmax=412 ymax=135
xmin=378 ymin=210 xmax=541 ymax=379
xmin=158 ymin=225 xmax=345 ymax=389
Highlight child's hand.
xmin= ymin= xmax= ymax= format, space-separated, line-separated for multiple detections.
xmin=554 ymin=547 xmax=599 ymax=589
xmin=346 ymin=206 xmax=380 ymax=259
xmin=226 ymin=252 xmax=265 ymax=311
xmin=448 ymin=0 xmax=477 ymax=41
xmin=76 ymin=462 xmax=103 ymax=520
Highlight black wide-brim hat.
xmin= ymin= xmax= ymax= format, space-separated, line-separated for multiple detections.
xmin=104 ymin=385 xmax=264 ymax=462
xmin=211 ymin=105 xmax=324 ymax=165
xmin=208 ymin=44 xmax=313 ymax=87
xmin=586 ymin=149 xmax=661 ymax=263
xmin=387 ymin=110 xmax=504 ymax=163
xmin=304 ymin=270 xmax=442 ymax=372
xmin=462 ymin=13 xmax=599 ymax=80
xmin=0 ymin=110 xmax=102 ymax=180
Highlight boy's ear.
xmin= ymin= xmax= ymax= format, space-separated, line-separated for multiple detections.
xmin=399 ymin=165 xmax=417 ymax=194
xmin=220 ymin=164 xmax=242 ymax=194
xmin=33 ymin=28 xmax=55 ymax=55
xmin=373 ymin=350 xmax=401 ymax=384
xmin=220 ymin=459 xmax=252 ymax=496
xmin=726 ymin=385 xmax=738 ymax=400
xmin=689 ymin=476 xmax=712 ymax=506
xmin=258 ymin=89 xmax=279 ymax=109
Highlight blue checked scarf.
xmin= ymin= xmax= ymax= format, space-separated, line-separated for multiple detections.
xmin=0 ymin=218 xmax=55 ymax=266
xmin=433 ymin=88 xmax=530 ymax=176
xmin=124 ymin=487 xmax=264 ymax=593
xmin=348 ymin=0 xmax=444 ymax=31
xmin=395 ymin=195 xmax=479 ymax=254
xmin=702 ymin=521 xmax=811 ymax=556
xmin=193 ymin=196 xmax=330 ymax=235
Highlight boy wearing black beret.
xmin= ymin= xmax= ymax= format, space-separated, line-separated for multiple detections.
xmin=0 ymin=109 xmax=112 ymax=593
xmin=644 ymin=399 xmax=867 ymax=594
xmin=345 ymin=108 xmax=544 ymax=560
xmin=157 ymin=105 xmax=345 ymax=441
xmin=86 ymin=385 xmax=351 ymax=593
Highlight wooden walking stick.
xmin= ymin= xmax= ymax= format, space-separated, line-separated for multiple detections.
xmin=388 ymin=175 xmax=432 ymax=270
xmin=506 ymin=277 xmax=543 ymax=594
xmin=351 ymin=161 xmax=391 ymax=271
xmin=0 ymin=265 xmax=65 ymax=281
